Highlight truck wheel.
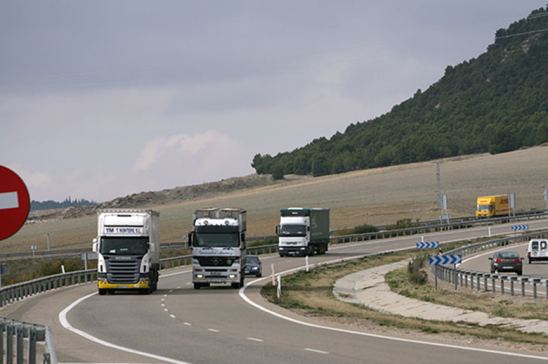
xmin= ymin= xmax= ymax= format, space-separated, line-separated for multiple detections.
xmin=98 ymin=289 xmax=107 ymax=296
xmin=193 ymin=283 xmax=201 ymax=289
xmin=528 ymin=258 xmax=532 ymax=264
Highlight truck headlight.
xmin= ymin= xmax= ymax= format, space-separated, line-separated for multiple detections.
xmin=229 ymin=274 xmax=236 ymax=279
xmin=196 ymin=274 xmax=204 ymax=279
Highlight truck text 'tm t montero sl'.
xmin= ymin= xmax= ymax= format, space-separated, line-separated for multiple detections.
xmin=92 ymin=209 xmax=160 ymax=295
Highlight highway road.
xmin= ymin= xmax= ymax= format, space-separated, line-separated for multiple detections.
xmin=2 ymin=220 xmax=548 ymax=364
xmin=460 ymin=243 xmax=548 ymax=276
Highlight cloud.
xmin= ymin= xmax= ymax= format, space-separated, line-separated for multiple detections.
xmin=135 ymin=131 xmax=241 ymax=171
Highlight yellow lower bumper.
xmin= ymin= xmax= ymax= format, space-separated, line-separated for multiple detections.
xmin=97 ymin=279 xmax=150 ymax=289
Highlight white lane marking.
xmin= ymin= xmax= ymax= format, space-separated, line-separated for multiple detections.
xmin=208 ymin=328 xmax=220 ymax=333
xmin=305 ymin=348 xmax=329 ymax=354
xmin=161 ymin=298 xmax=165 ymax=302
xmin=184 ymin=322 xmax=192 ymax=326
xmin=161 ymin=303 xmax=165 ymax=307
xmin=169 ymin=289 xmax=174 ymax=293
xmin=246 ymin=337 xmax=264 ymax=342
xmin=170 ymin=314 xmax=176 ymax=319
xmin=239 ymin=252 xmax=548 ymax=361
xmin=59 ymin=293 xmax=191 ymax=364
xmin=161 ymin=269 xmax=192 ymax=278
xmin=164 ymin=308 xmax=169 ymax=312
xmin=0 ymin=191 xmax=19 ymax=209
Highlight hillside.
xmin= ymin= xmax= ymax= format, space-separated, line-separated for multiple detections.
xmin=6 ymin=145 xmax=548 ymax=253
xmin=251 ymin=7 xmax=548 ymax=177
xmin=27 ymin=174 xmax=288 ymax=222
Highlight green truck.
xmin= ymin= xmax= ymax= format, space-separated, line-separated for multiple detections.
xmin=276 ymin=207 xmax=330 ymax=257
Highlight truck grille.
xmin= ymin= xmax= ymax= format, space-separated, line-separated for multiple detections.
xmin=106 ymin=257 xmax=140 ymax=284
xmin=196 ymin=256 xmax=237 ymax=267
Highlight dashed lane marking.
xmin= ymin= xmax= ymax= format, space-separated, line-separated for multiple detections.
xmin=246 ymin=337 xmax=264 ymax=342
xmin=208 ymin=328 xmax=220 ymax=333
xmin=305 ymin=348 xmax=329 ymax=354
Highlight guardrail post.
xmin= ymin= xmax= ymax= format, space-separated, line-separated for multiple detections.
xmin=521 ymin=279 xmax=526 ymax=297
xmin=510 ymin=278 xmax=515 ymax=296
xmin=0 ymin=320 xmax=4 ymax=363
xmin=7 ymin=324 xmax=13 ymax=364
xmin=464 ymin=273 xmax=468 ymax=288
xmin=29 ymin=327 xmax=37 ymax=364
xmin=484 ymin=275 xmax=488 ymax=292
xmin=546 ymin=280 xmax=548 ymax=300
xmin=492 ymin=276 xmax=496 ymax=293
xmin=16 ymin=325 xmax=23 ymax=364
xmin=533 ymin=280 xmax=538 ymax=299
xmin=500 ymin=278 xmax=505 ymax=295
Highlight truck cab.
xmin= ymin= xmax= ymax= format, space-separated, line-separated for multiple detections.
xmin=189 ymin=208 xmax=246 ymax=289
xmin=277 ymin=207 xmax=329 ymax=257
xmin=92 ymin=209 xmax=160 ymax=295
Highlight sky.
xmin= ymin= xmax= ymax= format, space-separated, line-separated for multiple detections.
xmin=0 ymin=1 xmax=545 ymax=202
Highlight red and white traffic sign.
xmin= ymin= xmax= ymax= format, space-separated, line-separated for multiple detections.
xmin=0 ymin=166 xmax=30 ymax=240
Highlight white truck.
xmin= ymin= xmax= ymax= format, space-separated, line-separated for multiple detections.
xmin=92 ymin=209 xmax=160 ymax=295
xmin=188 ymin=208 xmax=246 ymax=289
xmin=277 ymin=207 xmax=330 ymax=257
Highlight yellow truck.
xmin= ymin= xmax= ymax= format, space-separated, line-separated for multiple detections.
xmin=475 ymin=195 xmax=511 ymax=218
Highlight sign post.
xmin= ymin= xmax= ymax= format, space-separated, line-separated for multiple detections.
xmin=0 ymin=166 xmax=31 ymax=241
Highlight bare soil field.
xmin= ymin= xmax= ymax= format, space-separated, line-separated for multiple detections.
xmin=3 ymin=146 xmax=547 ymax=253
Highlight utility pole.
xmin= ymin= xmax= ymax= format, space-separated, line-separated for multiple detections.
xmin=46 ymin=233 xmax=52 ymax=251
xmin=435 ymin=162 xmax=449 ymax=223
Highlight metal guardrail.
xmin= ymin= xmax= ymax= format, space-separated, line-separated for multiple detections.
xmin=0 ymin=317 xmax=56 ymax=364
xmin=433 ymin=229 xmax=548 ymax=299
xmin=3 ymin=209 xmax=547 ymax=262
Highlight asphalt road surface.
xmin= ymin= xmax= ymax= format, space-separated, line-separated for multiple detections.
xmin=3 ymin=220 xmax=548 ymax=364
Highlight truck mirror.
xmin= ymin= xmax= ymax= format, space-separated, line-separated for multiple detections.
xmin=241 ymin=233 xmax=246 ymax=241
xmin=187 ymin=232 xmax=193 ymax=247
xmin=275 ymin=225 xmax=280 ymax=235
xmin=307 ymin=226 xmax=310 ymax=231
xmin=92 ymin=241 xmax=98 ymax=253
xmin=147 ymin=241 xmax=153 ymax=251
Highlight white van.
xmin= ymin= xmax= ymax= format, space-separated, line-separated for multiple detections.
xmin=527 ymin=239 xmax=548 ymax=264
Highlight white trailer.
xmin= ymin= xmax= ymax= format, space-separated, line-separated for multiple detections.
xmin=189 ymin=208 xmax=246 ymax=289
xmin=92 ymin=209 xmax=160 ymax=295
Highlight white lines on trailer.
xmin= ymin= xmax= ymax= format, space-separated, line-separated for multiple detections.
xmin=208 ymin=328 xmax=220 ymax=333
xmin=246 ymin=337 xmax=264 ymax=342
xmin=184 ymin=322 xmax=192 ymax=326
xmin=305 ymin=348 xmax=329 ymax=354
xmin=170 ymin=314 xmax=176 ymax=319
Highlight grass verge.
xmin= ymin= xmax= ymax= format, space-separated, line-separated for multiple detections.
xmin=261 ymin=243 xmax=548 ymax=346
xmin=386 ymin=265 xmax=548 ymax=321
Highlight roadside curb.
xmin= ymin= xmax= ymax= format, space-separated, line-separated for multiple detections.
xmin=333 ymin=260 xmax=548 ymax=335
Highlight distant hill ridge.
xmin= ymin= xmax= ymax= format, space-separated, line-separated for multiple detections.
xmin=251 ymin=6 xmax=548 ymax=178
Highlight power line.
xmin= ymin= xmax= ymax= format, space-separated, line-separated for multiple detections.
xmin=495 ymin=27 xmax=548 ymax=40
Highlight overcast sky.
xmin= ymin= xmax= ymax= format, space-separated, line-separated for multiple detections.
xmin=0 ymin=1 xmax=544 ymax=202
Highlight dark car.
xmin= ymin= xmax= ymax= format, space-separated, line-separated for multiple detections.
xmin=489 ymin=250 xmax=523 ymax=275
xmin=244 ymin=255 xmax=262 ymax=277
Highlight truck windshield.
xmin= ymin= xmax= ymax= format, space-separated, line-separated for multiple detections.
xmin=280 ymin=224 xmax=306 ymax=237
xmin=477 ymin=205 xmax=493 ymax=211
xmin=100 ymin=237 xmax=149 ymax=255
xmin=195 ymin=233 xmax=239 ymax=247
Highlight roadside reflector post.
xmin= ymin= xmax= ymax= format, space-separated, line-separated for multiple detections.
xmin=488 ymin=226 xmax=491 ymax=237
xmin=421 ymin=235 xmax=424 ymax=242
xmin=61 ymin=265 xmax=65 ymax=274
xmin=305 ymin=256 xmax=309 ymax=272
xmin=271 ymin=264 xmax=276 ymax=286
xmin=276 ymin=275 xmax=281 ymax=300
xmin=521 ymin=280 xmax=526 ymax=297
xmin=501 ymin=278 xmax=505 ymax=295
xmin=434 ymin=266 xmax=438 ymax=290
xmin=534 ymin=281 xmax=538 ymax=299
xmin=510 ymin=279 xmax=514 ymax=296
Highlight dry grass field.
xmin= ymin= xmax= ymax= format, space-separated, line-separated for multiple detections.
xmin=3 ymin=145 xmax=547 ymax=253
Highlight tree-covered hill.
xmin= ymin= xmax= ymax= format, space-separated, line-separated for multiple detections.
xmin=252 ymin=7 xmax=548 ymax=178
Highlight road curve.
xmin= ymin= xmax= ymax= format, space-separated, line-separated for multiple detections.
xmin=2 ymin=220 xmax=548 ymax=364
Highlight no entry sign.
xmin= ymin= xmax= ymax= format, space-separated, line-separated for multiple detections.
xmin=0 ymin=166 xmax=30 ymax=240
